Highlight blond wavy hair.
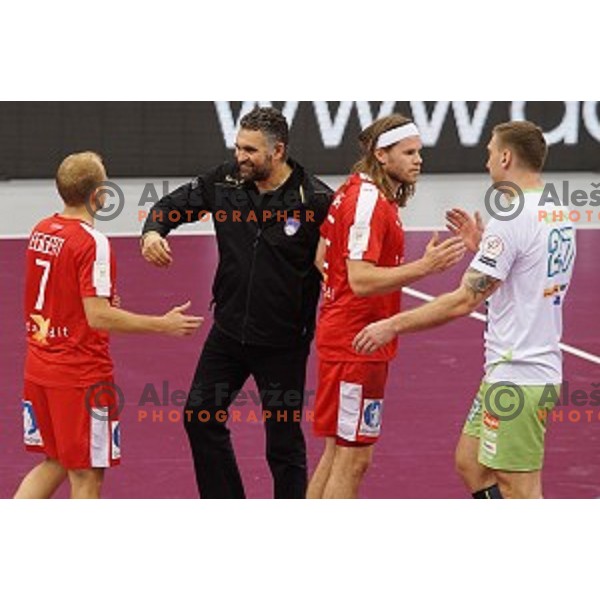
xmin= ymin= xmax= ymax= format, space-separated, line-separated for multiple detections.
xmin=352 ymin=114 xmax=416 ymax=207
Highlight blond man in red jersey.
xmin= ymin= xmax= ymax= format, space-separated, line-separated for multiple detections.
xmin=15 ymin=152 xmax=203 ymax=500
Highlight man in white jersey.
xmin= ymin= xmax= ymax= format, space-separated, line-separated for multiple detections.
xmin=353 ymin=121 xmax=575 ymax=499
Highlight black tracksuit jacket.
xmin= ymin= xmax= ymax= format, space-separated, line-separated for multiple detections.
xmin=142 ymin=160 xmax=333 ymax=347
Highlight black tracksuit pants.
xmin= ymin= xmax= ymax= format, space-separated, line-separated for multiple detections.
xmin=184 ymin=325 xmax=310 ymax=499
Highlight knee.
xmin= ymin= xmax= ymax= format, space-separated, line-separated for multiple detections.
xmin=184 ymin=407 xmax=226 ymax=432
xmin=184 ymin=409 xmax=231 ymax=451
xmin=266 ymin=434 xmax=306 ymax=468
xmin=354 ymin=453 xmax=373 ymax=478
xmin=454 ymin=445 xmax=493 ymax=492
xmin=343 ymin=448 xmax=373 ymax=480
xmin=69 ymin=469 xmax=104 ymax=491
xmin=496 ymin=478 xmax=519 ymax=499
xmin=183 ymin=407 xmax=203 ymax=435
xmin=454 ymin=446 xmax=473 ymax=480
xmin=496 ymin=474 xmax=541 ymax=499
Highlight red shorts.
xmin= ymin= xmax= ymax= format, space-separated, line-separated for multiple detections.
xmin=22 ymin=379 xmax=121 ymax=470
xmin=314 ymin=361 xmax=389 ymax=446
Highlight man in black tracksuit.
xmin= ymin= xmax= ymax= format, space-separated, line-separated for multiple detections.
xmin=141 ymin=108 xmax=333 ymax=498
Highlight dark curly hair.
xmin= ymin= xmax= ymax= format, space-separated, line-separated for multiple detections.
xmin=240 ymin=107 xmax=290 ymax=154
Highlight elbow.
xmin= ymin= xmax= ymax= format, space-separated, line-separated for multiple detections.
xmin=86 ymin=311 xmax=109 ymax=331
xmin=83 ymin=297 xmax=114 ymax=331
xmin=315 ymin=261 xmax=325 ymax=278
xmin=86 ymin=314 xmax=103 ymax=330
xmin=349 ymin=280 xmax=373 ymax=298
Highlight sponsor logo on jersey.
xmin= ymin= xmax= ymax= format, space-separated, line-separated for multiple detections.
xmin=349 ymin=224 xmax=370 ymax=254
xmin=467 ymin=398 xmax=482 ymax=423
xmin=478 ymin=255 xmax=498 ymax=269
xmin=543 ymin=283 xmax=568 ymax=298
xmin=482 ymin=440 xmax=497 ymax=456
xmin=94 ymin=261 xmax=110 ymax=289
xmin=27 ymin=317 xmax=70 ymax=344
xmin=29 ymin=314 xmax=51 ymax=345
xmin=482 ymin=235 xmax=505 ymax=259
xmin=483 ymin=411 xmax=500 ymax=431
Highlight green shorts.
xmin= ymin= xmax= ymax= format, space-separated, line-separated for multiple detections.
xmin=462 ymin=381 xmax=559 ymax=472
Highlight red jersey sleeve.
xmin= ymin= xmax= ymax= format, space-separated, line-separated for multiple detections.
xmin=76 ymin=229 xmax=115 ymax=299
xmin=342 ymin=183 xmax=387 ymax=264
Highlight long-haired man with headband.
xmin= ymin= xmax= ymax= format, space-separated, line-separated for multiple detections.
xmin=308 ymin=115 xmax=466 ymax=499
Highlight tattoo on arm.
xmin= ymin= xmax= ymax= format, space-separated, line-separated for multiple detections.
xmin=464 ymin=268 xmax=502 ymax=300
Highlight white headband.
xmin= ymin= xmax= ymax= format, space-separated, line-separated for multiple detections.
xmin=376 ymin=123 xmax=421 ymax=149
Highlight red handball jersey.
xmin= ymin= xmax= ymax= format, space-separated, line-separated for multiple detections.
xmin=24 ymin=215 xmax=116 ymax=388
xmin=317 ymin=174 xmax=405 ymax=362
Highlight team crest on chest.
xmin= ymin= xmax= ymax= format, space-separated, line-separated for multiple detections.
xmin=284 ymin=218 xmax=302 ymax=237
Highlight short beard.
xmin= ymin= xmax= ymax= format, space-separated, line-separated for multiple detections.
xmin=239 ymin=155 xmax=273 ymax=183
xmin=385 ymin=171 xmax=416 ymax=208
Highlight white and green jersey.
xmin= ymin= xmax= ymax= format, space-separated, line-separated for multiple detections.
xmin=470 ymin=191 xmax=576 ymax=385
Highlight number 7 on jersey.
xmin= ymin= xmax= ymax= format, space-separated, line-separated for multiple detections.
xmin=34 ymin=259 xmax=51 ymax=311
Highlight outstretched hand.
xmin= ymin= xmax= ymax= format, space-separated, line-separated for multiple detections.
xmin=162 ymin=301 xmax=204 ymax=337
xmin=422 ymin=232 xmax=466 ymax=274
xmin=445 ymin=209 xmax=484 ymax=253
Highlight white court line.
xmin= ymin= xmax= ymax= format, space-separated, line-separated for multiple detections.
xmin=2 ymin=230 xmax=599 ymax=365
xmin=0 ymin=226 xmax=450 ymax=241
xmin=0 ymin=230 xmax=216 ymax=241
xmin=403 ymin=287 xmax=600 ymax=366
xmin=2 ymin=224 xmax=599 ymax=241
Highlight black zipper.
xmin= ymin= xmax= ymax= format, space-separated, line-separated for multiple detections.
xmin=239 ymin=176 xmax=305 ymax=344
xmin=241 ymin=226 xmax=262 ymax=344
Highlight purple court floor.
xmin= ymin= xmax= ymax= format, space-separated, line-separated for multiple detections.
xmin=1 ymin=232 xmax=598 ymax=498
